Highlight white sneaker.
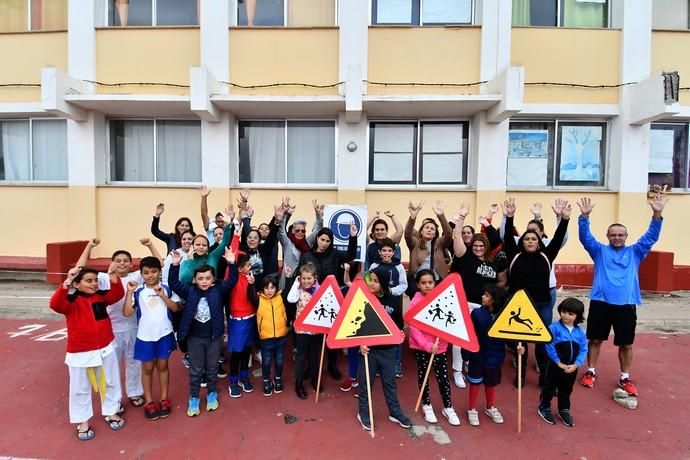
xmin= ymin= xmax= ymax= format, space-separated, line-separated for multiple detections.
xmin=484 ymin=406 xmax=504 ymax=424
xmin=467 ymin=409 xmax=480 ymax=426
xmin=422 ymin=404 xmax=437 ymax=423
xmin=453 ymin=371 xmax=466 ymax=389
xmin=442 ymin=407 xmax=461 ymax=426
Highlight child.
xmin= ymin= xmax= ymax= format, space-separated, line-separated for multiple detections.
xmin=251 ymin=274 xmax=288 ymax=396
xmin=123 ymin=257 xmax=180 ymax=421
xmin=49 ymin=264 xmax=126 ymax=441
xmin=408 ymin=269 xmax=460 ymax=426
xmin=339 ymin=263 xmax=359 ymax=392
xmin=357 ymin=267 xmax=411 ymax=432
xmin=463 ymin=285 xmax=512 ymax=427
xmin=226 ymin=253 xmax=257 ymax=398
xmin=168 ymin=248 xmax=238 ymax=416
xmin=287 ymin=262 xmax=321 ymax=399
xmin=368 ymin=238 xmax=408 ymax=378
xmin=538 ymin=298 xmax=588 ymax=427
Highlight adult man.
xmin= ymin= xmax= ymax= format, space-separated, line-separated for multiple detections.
xmin=576 ymin=194 xmax=667 ymax=396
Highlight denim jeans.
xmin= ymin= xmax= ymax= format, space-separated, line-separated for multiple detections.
xmin=516 ymin=299 xmax=554 ymax=379
xmin=187 ymin=335 xmax=222 ymax=397
xmin=348 ymin=346 xmax=360 ymax=379
xmin=358 ymin=346 xmax=404 ymax=423
xmin=260 ymin=336 xmax=287 ymax=380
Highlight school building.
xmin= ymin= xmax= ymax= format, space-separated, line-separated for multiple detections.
xmin=1 ymin=0 xmax=689 ymax=288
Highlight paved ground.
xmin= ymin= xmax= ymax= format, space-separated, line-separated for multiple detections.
xmin=1 ymin=276 xmax=689 ymax=459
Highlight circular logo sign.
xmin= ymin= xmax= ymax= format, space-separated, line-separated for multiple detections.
xmin=329 ymin=209 xmax=361 ymax=241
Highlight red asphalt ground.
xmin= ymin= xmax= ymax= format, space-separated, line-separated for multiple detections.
xmin=1 ymin=318 xmax=689 ymax=460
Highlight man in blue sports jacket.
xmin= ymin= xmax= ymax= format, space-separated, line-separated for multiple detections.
xmin=576 ymin=193 xmax=668 ymax=397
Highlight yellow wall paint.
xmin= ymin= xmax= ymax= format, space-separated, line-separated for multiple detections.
xmin=511 ymin=28 xmax=620 ymax=104
xmin=96 ymin=28 xmax=199 ymax=95
xmin=0 ymin=32 xmax=67 ymax=102
xmin=368 ymin=27 xmax=481 ymax=95
xmin=229 ymin=29 xmax=339 ymax=95
xmin=651 ymin=31 xmax=690 ymax=106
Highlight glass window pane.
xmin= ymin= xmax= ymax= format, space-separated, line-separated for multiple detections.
xmin=238 ymin=0 xmax=284 ymax=26
xmin=422 ymin=123 xmax=463 ymax=153
xmin=157 ymin=0 xmax=198 ymax=25
xmin=0 ymin=120 xmax=30 ymax=181
xmin=373 ymin=153 xmax=414 ymax=181
xmin=373 ymin=123 xmax=415 ymax=153
xmin=108 ymin=0 xmax=152 ymax=26
xmin=507 ymin=122 xmax=555 ymax=187
xmin=287 ymin=121 xmax=335 ymax=184
xmin=0 ymin=0 xmax=28 ymax=32
xmin=561 ymin=0 xmax=607 ymax=28
xmin=556 ymin=123 xmax=606 ymax=186
xmin=422 ymin=153 xmax=463 ymax=183
xmin=238 ymin=121 xmax=285 ymax=183
xmin=31 ymin=0 xmax=67 ymax=30
xmin=157 ymin=121 xmax=201 ymax=182
xmin=649 ymin=124 xmax=688 ymax=189
xmin=32 ymin=119 xmax=67 ymax=181
xmin=652 ymin=0 xmax=689 ymax=29
xmin=422 ymin=0 xmax=472 ymax=24
xmin=110 ymin=120 xmax=154 ymax=181
xmin=512 ymin=0 xmax=557 ymax=26
xmin=288 ymin=0 xmax=334 ymax=26
xmin=374 ymin=0 xmax=413 ymax=24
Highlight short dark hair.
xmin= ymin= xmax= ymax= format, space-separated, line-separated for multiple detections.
xmin=194 ymin=264 xmax=215 ymax=278
xmin=237 ymin=254 xmax=251 ymax=267
xmin=557 ymin=297 xmax=585 ymax=325
xmin=482 ymin=285 xmax=506 ymax=312
xmin=378 ymin=238 xmax=396 ymax=251
xmin=111 ymin=250 xmax=132 ymax=262
xmin=215 ymin=212 xmax=224 ymax=218
xmin=607 ymin=223 xmax=628 ymax=234
xmin=139 ymin=256 xmax=162 ymax=271
xmin=415 ymin=269 xmax=436 ymax=284
xmin=72 ymin=267 xmax=99 ymax=285
xmin=260 ymin=274 xmax=279 ymax=291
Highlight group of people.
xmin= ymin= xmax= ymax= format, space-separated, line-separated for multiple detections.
xmin=49 ymin=187 xmax=667 ymax=440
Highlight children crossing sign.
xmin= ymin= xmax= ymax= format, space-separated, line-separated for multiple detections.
xmin=488 ymin=289 xmax=552 ymax=343
xmin=293 ymin=275 xmax=344 ymax=334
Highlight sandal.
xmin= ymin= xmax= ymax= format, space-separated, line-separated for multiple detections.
xmin=117 ymin=403 xmax=126 ymax=415
xmin=104 ymin=415 xmax=126 ymax=431
xmin=129 ymin=396 xmax=145 ymax=407
xmin=77 ymin=426 xmax=95 ymax=441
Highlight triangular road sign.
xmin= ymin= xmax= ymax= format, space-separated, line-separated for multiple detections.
xmin=404 ymin=273 xmax=479 ymax=352
xmin=293 ymin=275 xmax=344 ymax=334
xmin=488 ymin=289 xmax=553 ymax=343
xmin=326 ymin=278 xmax=404 ymax=348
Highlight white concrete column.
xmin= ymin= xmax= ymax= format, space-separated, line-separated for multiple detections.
xmin=336 ymin=113 xmax=368 ymax=202
xmin=200 ymin=0 xmax=230 ymax=90
xmin=479 ymin=0 xmax=512 ymax=88
xmin=202 ymin=113 xmax=234 ymax=188
xmin=338 ymin=0 xmax=368 ymax=122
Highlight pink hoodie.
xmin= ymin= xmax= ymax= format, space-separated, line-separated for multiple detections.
xmin=407 ymin=292 xmax=449 ymax=354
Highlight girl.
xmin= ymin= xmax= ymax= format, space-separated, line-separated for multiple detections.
xmin=49 ymin=263 xmax=126 ymax=441
xmin=408 ymin=269 xmax=460 ymax=426
xmin=462 ymin=285 xmax=515 ymax=427
xmin=179 ymin=208 xmax=234 ymax=283
xmin=151 ymin=202 xmax=196 ymax=253
xmin=252 ymin=274 xmax=288 ymax=396
xmin=538 ymin=298 xmax=588 ymax=427
xmin=287 ymin=262 xmax=321 ymax=399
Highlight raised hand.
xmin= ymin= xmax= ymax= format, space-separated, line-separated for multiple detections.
xmin=283 ymin=265 xmax=293 ymax=278
xmin=87 ymin=238 xmax=100 ymax=248
xmin=223 ymin=205 xmax=235 ymax=224
xmin=236 ymin=197 xmax=247 ymax=211
xmin=457 ymin=203 xmax=470 ymax=219
xmin=63 ymin=267 xmax=81 ymax=288
xmin=107 ymin=261 xmax=118 ymax=275
xmin=350 ymin=220 xmax=359 ymax=237
xmin=274 ymin=204 xmax=285 ymax=222
xmin=648 ymin=192 xmax=668 ymax=215
xmin=200 ymin=185 xmax=211 ymax=197
xmin=127 ymin=280 xmax=138 ymax=292
xmin=551 ymin=198 xmax=567 ymax=217
xmin=432 ymin=200 xmax=446 ymax=216
xmin=187 ymin=247 xmax=196 ymax=260
xmin=383 ymin=210 xmax=395 ymax=219
xmin=239 ymin=188 xmax=251 ymax=203
xmin=153 ymin=285 xmax=168 ymax=298
xmin=225 ymin=246 xmax=237 ymax=264
xmin=155 ymin=203 xmax=165 ymax=217
xmin=245 ymin=205 xmax=254 ymax=218
xmin=312 ymin=199 xmax=325 ymax=218
xmin=408 ymin=200 xmax=424 ymax=219
xmin=503 ymin=198 xmax=516 ymax=218
xmin=171 ymin=250 xmax=182 ymax=265
xmin=139 ymin=238 xmax=152 ymax=247
xmin=478 ymin=215 xmax=490 ymax=227
xmin=486 ymin=203 xmax=499 ymax=217
xmin=560 ymin=201 xmax=572 ymax=219
xmin=343 ymin=263 xmax=350 ymax=273
xmin=530 ymin=202 xmax=543 ymax=218
xmin=576 ymin=197 xmax=595 ymax=217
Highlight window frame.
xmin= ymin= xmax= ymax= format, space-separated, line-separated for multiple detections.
xmin=652 ymin=0 xmax=690 ymax=30
xmin=649 ymin=122 xmax=690 ymax=190
xmin=0 ymin=118 xmax=68 ymax=184
xmin=370 ymin=0 xmax=475 ymax=26
xmin=106 ymin=117 xmax=202 ymax=185
xmin=233 ymin=0 xmax=338 ymax=27
xmin=507 ymin=119 xmax=609 ymax=190
xmin=511 ymin=0 xmax=611 ymax=29
xmin=368 ymin=119 xmax=470 ymax=187
xmin=105 ymin=0 xmax=200 ymax=27
xmin=236 ymin=118 xmax=338 ymax=187
xmin=0 ymin=0 xmax=67 ymax=32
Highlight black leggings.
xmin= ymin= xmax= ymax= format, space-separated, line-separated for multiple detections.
xmin=229 ymin=347 xmax=251 ymax=377
xmin=414 ymin=350 xmax=452 ymax=408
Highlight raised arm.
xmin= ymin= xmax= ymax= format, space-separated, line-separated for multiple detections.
xmin=543 ymin=202 xmax=571 ymax=263
xmin=151 ymin=203 xmax=171 ymax=244
xmin=100 ymin=262 xmax=125 ymax=305
xmin=337 ymin=223 xmax=359 ymax=263
xmin=168 ymin=253 xmax=192 ymax=299
xmin=366 ymin=211 xmax=380 ymax=244
xmin=307 ymin=199 xmax=325 ymax=246
xmin=404 ymin=200 xmax=424 ymax=250
xmin=220 ymin=247 xmax=240 ymax=296
xmin=385 ymin=210 xmax=404 ymax=245
xmin=433 ymin=201 xmax=453 ymax=249
xmin=502 ymin=198 xmax=519 ymax=260
xmin=452 ymin=203 xmax=470 ymax=257
xmin=576 ymin=197 xmax=602 ymax=258
xmin=632 ymin=193 xmax=667 ymax=259
xmin=200 ymin=185 xmax=211 ymax=231
xmin=75 ymin=238 xmax=99 ymax=269
xmin=140 ymin=238 xmax=164 ymax=264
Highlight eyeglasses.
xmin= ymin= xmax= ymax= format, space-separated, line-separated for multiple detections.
xmin=293 ymin=229 xmax=306 ymax=234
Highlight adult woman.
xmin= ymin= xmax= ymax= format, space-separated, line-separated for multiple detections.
xmin=151 ymin=202 xmax=196 ymax=253
xmin=365 ymin=210 xmax=403 ymax=270
xmin=236 ymin=199 xmax=280 ymax=287
xmin=502 ymin=198 xmax=571 ymax=387
xmin=178 ymin=209 xmax=233 ymax=283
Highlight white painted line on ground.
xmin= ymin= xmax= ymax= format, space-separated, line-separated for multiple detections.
xmin=0 ymin=296 xmax=50 ymax=299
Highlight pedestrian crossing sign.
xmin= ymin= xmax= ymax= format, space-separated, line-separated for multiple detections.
xmin=488 ymin=289 xmax=553 ymax=343
xmin=293 ymin=275 xmax=344 ymax=334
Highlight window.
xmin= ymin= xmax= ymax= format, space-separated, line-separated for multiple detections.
xmin=236 ymin=0 xmax=335 ymax=27
xmin=507 ymin=120 xmax=607 ymax=188
xmin=369 ymin=121 xmax=469 ymax=185
xmin=0 ymin=119 xmax=67 ymax=182
xmin=0 ymin=0 xmax=67 ymax=32
xmin=108 ymin=0 xmax=198 ymax=26
xmin=372 ymin=0 xmax=473 ymax=25
xmin=512 ymin=0 xmax=609 ymax=28
xmin=238 ymin=120 xmax=336 ymax=184
xmin=109 ymin=119 xmax=201 ymax=183
xmin=652 ymin=0 xmax=690 ymax=29
xmin=649 ymin=123 xmax=689 ymax=190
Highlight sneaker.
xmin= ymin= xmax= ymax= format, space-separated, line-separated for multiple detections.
xmin=453 ymin=371 xmax=466 ymax=389
xmin=182 ymin=354 xmax=190 ymax=369
xmin=200 ymin=373 xmax=207 ymax=388
xmin=144 ymin=401 xmax=160 ymax=421
xmin=273 ymin=377 xmax=284 ymax=393
xmin=537 ymin=407 xmax=556 ymax=425
xmin=394 ymin=363 xmax=403 ymax=379
xmin=263 ymin=380 xmax=273 ymax=397
xmin=187 ymin=396 xmax=200 ymax=417
xmin=619 ymin=378 xmax=638 ymax=396
xmin=206 ymin=391 xmax=219 ymax=412
xmin=422 ymin=404 xmax=437 ymax=423
xmin=159 ymin=399 xmax=171 ymax=418
xmin=484 ymin=406 xmax=504 ymax=424
xmin=239 ymin=378 xmax=254 ymax=393
xmin=340 ymin=378 xmax=357 ymax=392
xmin=357 ymin=413 xmax=371 ymax=431
xmin=558 ymin=409 xmax=574 ymax=427
xmin=229 ymin=383 xmax=242 ymax=398
xmin=580 ymin=371 xmax=596 ymax=388
xmin=389 ymin=413 xmax=412 ymax=429
xmin=467 ymin=409 xmax=480 ymax=427
xmin=217 ymin=364 xmax=228 ymax=379
xmin=441 ymin=407 xmax=461 ymax=426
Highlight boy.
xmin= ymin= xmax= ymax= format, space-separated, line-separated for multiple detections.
xmin=123 ymin=257 xmax=180 ymax=421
